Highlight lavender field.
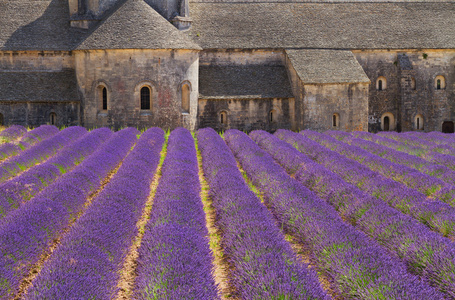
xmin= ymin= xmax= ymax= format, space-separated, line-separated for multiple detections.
xmin=1 ymin=125 xmax=455 ymax=299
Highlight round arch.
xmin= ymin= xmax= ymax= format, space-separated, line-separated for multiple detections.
xmin=135 ymin=80 xmax=157 ymax=111
xmin=381 ymin=112 xmax=395 ymax=131
xmin=376 ymin=76 xmax=387 ymax=91
xmin=435 ymin=75 xmax=446 ymax=90
xmin=414 ymin=114 xmax=424 ymax=130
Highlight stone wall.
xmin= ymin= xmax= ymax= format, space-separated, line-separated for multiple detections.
xmin=303 ymin=83 xmax=369 ymax=132
xmin=0 ymin=102 xmax=79 ymax=127
xmin=0 ymin=51 xmax=74 ymax=71
xmin=353 ymin=50 xmax=455 ymax=132
xmin=198 ymin=98 xmax=293 ymax=132
xmin=74 ymin=49 xmax=199 ymax=130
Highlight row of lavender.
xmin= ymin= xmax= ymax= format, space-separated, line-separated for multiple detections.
xmin=26 ymin=128 xmax=164 ymax=299
xmin=0 ymin=125 xmax=58 ymax=162
xmin=253 ymin=130 xmax=455 ymax=297
xmin=0 ymin=128 xmax=112 ymax=221
xmin=198 ymin=128 xmax=328 ymax=299
xmin=0 ymin=128 xmax=138 ymax=298
xmin=225 ymin=130 xmax=442 ymax=299
xmin=287 ymin=130 xmax=455 ymax=239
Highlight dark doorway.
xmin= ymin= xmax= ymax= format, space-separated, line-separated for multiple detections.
xmin=442 ymin=121 xmax=454 ymax=133
xmin=384 ymin=116 xmax=390 ymax=131
xmin=0 ymin=113 xmax=3 ymax=126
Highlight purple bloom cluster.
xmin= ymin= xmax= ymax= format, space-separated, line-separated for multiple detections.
xmin=197 ymin=128 xmax=328 ymax=299
xmin=253 ymin=130 xmax=453 ymax=297
xmin=275 ymin=130 xmax=455 ymax=239
xmin=26 ymin=128 xmax=164 ymax=299
xmin=225 ymin=129 xmax=440 ymax=299
xmin=0 ymin=128 xmax=138 ymax=298
xmin=327 ymin=130 xmax=455 ymax=186
xmin=0 ymin=128 xmax=112 ymax=221
xmin=301 ymin=130 xmax=453 ymax=200
xmin=379 ymin=131 xmax=455 ymax=156
xmin=0 ymin=126 xmax=87 ymax=183
xmin=134 ymin=128 xmax=218 ymax=299
xmin=19 ymin=125 xmax=60 ymax=149
xmin=0 ymin=125 xmax=27 ymax=143
xmin=0 ymin=125 xmax=58 ymax=162
xmin=351 ymin=130 xmax=455 ymax=172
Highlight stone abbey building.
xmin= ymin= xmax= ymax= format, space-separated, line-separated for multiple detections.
xmin=0 ymin=0 xmax=454 ymax=132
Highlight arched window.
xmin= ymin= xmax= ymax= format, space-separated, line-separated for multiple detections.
xmin=415 ymin=114 xmax=424 ymax=130
xmin=220 ymin=111 xmax=227 ymax=125
xmin=376 ymin=76 xmax=387 ymax=91
xmin=0 ymin=113 xmax=3 ymax=126
xmin=181 ymin=83 xmax=190 ymax=113
xmin=49 ymin=113 xmax=57 ymax=126
xmin=269 ymin=110 xmax=276 ymax=123
xmin=332 ymin=113 xmax=339 ymax=127
xmin=381 ymin=112 xmax=395 ymax=131
xmin=410 ymin=77 xmax=416 ymax=90
xmin=435 ymin=76 xmax=446 ymax=90
xmin=140 ymin=86 xmax=151 ymax=110
xmin=102 ymin=87 xmax=108 ymax=110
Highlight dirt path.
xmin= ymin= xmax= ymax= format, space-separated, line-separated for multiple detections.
xmin=16 ymin=150 xmax=131 ymax=300
xmin=114 ymin=139 xmax=168 ymax=300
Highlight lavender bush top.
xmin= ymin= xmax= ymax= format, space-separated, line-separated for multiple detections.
xmin=226 ymin=129 xmax=441 ymax=299
xmin=134 ymin=128 xmax=218 ymax=299
xmin=26 ymin=128 xmax=164 ymax=299
xmin=0 ymin=125 xmax=27 ymax=143
xmin=198 ymin=127 xmax=328 ymax=299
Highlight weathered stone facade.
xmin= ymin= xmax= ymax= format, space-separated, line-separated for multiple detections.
xmin=0 ymin=0 xmax=453 ymax=132
xmin=75 ymin=49 xmax=199 ymax=130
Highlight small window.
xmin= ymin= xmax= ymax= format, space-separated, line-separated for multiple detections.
xmin=102 ymin=87 xmax=107 ymax=110
xmin=140 ymin=87 xmax=151 ymax=110
xmin=220 ymin=111 xmax=227 ymax=125
xmin=269 ymin=110 xmax=276 ymax=123
xmin=435 ymin=75 xmax=446 ymax=90
xmin=376 ymin=76 xmax=387 ymax=91
xmin=332 ymin=113 xmax=339 ymax=127
xmin=410 ymin=77 xmax=416 ymax=90
xmin=50 ymin=113 xmax=57 ymax=125
xmin=415 ymin=114 xmax=424 ymax=130
xmin=181 ymin=84 xmax=190 ymax=113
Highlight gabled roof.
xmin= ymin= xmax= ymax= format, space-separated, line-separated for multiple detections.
xmin=0 ymin=0 xmax=86 ymax=51
xmin=0 ymin=69 xmax=79 ymax=102
xmin=199 ymin=65 xmax=294 ymax=99
xmin=76 ymin=0 xmax=201 ymax=50
xmin=187 ymin=2 xmax=455 ymax=50
xmin=286 ymin=49 xmax=370 ymax=84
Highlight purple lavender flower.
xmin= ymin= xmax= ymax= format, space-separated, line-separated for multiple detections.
xmin=0 ymin=128 xmax=138 ymax=298
xmin=225 ymin=129 xmax=443 ymax=299
xmin=134 ymin=128 xmax=218 ymax=299
xmin=198 ymin=127 xmax=329 ymax=299
xmin=0 ymin=125 xmax=27 ymax=143
xmin=0 ymin=126 xmax=87 ymax=183
xmin=26 ymin=128 xmax=164 ymax=299
xmin=0 ymin=128 xmax=113 ymax=222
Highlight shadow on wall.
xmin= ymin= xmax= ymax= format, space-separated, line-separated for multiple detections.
xmin=3 ymin=0 xmax=85 ymax=50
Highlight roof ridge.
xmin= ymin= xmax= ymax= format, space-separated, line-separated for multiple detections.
xmin=76 ymin=0 xmax=201 ymax=50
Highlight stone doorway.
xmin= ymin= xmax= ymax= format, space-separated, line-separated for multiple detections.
xmin=442 ymin=121 xmax=454 ymax=133
xmin=384 ymin=116 xmax=390 ymax=131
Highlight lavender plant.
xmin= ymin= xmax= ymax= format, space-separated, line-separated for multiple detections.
xmin=0 ymin=126 xmax=87 ymax=183
xmin=275 ymin=130 xmax=455 ymax=239
xmin=0 ymin=125 xmax=27 ymax=143
xmin=225 ymin=129 xmax=441 ymax=299
xmin=134 ymin=128 xmax=218 ymax=299
xmin=253 ymin=130 xmax=455 ymax=297
xmin=26 ymin=128 xmax=164 ymax=299
xmin=0 ymin=125 xmax=59 ymax=161
xmin=197 ymin=127 xmax=329 ymax=299
xmin=327 ymin=130 xmax=455 ymax=186
xmin=0 ymin=128 xmax=112 ymax=221
xmin=302 ymin=130 xmax=455 ymax=205
xmin=0 ymin=128 xmax=138 ymax=299
xmin=351 ymin=130 xmax=455 ymax=172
